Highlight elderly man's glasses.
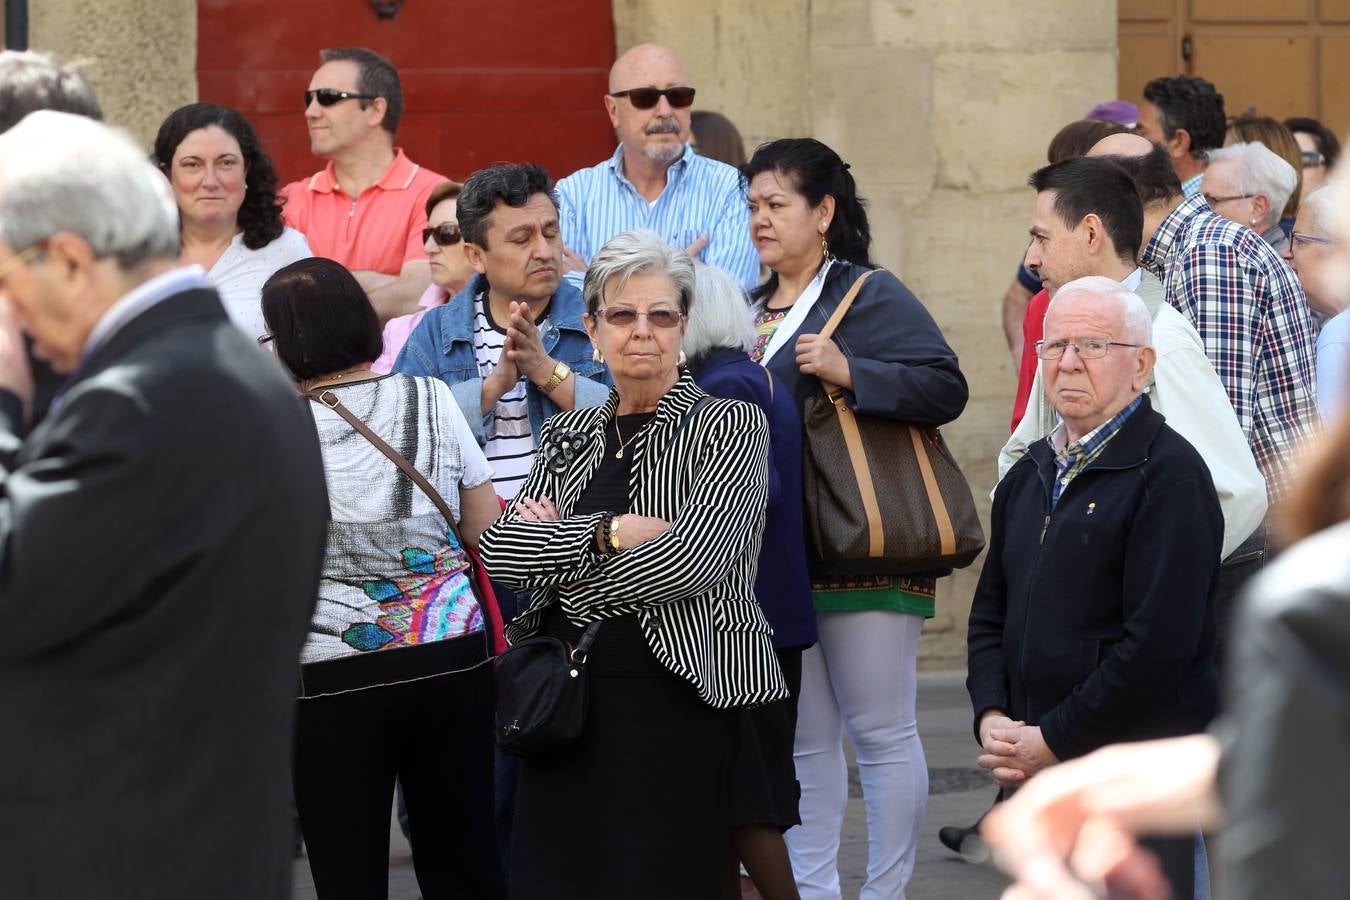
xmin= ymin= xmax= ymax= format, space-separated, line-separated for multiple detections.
xmin=304 ymin=88 xmax=378 ymax=109
xmin=1202 ymin=192 xmax=1254 ymax=207
xmin=422 ymin=223 xmax=462 ymax=247
xmin=1036 ymin=339 xmax=1141 ymax=360
xmin=596 ymin=307 xmax=684 ymax=328
xmin=609 ymin=87 xmax=696 ymax=110
xmin=1290 ymin=231 xmax=1333 ymax=252
xmin=0 ymin=245 xmax=40 ymax=280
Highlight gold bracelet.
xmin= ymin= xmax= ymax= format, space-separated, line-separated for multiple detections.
xmin=609 ymin=514 xmax=623 ymax=552
xmin=540 ymin=361 xmax=572 ymax=395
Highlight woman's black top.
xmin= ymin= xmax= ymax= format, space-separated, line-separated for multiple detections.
xmin=538 ymin=413 xmax=663 ymax=675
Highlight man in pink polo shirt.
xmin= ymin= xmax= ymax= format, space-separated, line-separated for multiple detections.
xmin=283 ymin=47 xmax=445 ymax=321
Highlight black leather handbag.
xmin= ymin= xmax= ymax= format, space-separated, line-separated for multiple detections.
xmin=493 ymin=620 xmax=602 ymax=757
xmin=493 ymin=396 xmax=714 ymax=757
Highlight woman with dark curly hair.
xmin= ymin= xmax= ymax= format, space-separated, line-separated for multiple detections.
xmin=153 ymin=102 xmax=311 ymax=340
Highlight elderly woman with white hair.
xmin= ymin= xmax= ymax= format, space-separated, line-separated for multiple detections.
xmin=1201 ymin=141 xmax=1299 ymax=252
xmin=479 ymin=230 xmax=787 ymax=899
xmin=1286 ymin=184 xmax=1350 ymax=422
xmin=685 ymin=261 xmax=814 ymax=900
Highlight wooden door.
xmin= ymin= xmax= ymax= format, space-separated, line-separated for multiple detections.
xmin=1120 ymin=0 xmax=1350 ymax=137
xmin=197 ymin=0 xmax=618 ymax=185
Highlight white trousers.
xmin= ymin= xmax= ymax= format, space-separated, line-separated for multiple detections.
xmin=786 ymin=610 xmax=927 ymax=900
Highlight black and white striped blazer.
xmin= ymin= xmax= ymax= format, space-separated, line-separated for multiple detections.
xmin=479 ymin=371 xmax=789 ymax=709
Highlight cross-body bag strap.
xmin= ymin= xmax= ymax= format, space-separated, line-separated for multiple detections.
xmin=305 ymin=389 xmax=466 ymax=551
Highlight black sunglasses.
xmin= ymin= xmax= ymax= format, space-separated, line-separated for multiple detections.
xmin=422 ymin=223 xmax=463 ymax=247
xmin=304 ymin=88 xmax=378 ymax=109
xmin=609 ymin=86 xmax=696 ymax=110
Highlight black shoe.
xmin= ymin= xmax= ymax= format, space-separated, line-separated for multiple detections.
xmin=938 ymin=823 xmax=988 ymax=863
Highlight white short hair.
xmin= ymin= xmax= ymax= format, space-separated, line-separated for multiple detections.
xmin=1208 ymin=142 xmax=1299 ymax=229
xmin=581 ymin=229 xmax=695 ymax=317
xmin=1299 ymin=185 xmax=1343 ymax=241
xmin=682 ymin=262 xmax=754 ymax=367
xmin=0 ymin=110 xmax=179 ymax=268
xmin=1046 ymin=275 xmax=1153 ymax=346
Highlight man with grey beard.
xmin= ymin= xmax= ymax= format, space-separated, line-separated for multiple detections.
xmin=555 ymin=43 xmax=759 ymax=290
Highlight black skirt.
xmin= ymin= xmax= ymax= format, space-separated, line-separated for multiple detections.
xmin=730 ymin=646 xmax=804 ymax=830
xmin=508 ymin=605 xmax=737 ymax=900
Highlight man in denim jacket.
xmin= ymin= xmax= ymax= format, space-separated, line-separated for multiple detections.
xmin=395 ymin=163 xmax=609 ymax=502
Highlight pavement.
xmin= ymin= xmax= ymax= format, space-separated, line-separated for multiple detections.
xmin=292 ymin=671 xmax=1010 ymax=899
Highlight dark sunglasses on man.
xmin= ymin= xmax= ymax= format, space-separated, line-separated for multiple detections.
xmin=1301 ymin=149 xmax=1328 ymax=169
xmin=303 ymin=88 xmax=378 ymax=109
xmin=422 ymin=223 xmax=462 ymax=247
xmin=609 ymin=86 xmax=696 ymax=110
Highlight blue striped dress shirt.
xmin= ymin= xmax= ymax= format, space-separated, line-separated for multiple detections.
xmin=556 ymin=144 xmax=761 ymax=291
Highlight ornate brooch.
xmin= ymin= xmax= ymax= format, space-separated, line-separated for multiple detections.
xmin=539 ymin=430 xmax=590 ymax=475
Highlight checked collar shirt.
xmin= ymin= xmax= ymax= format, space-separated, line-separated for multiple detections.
xmin=1141 ymin=194 xmax=1319 ymax=502
xmin=1049 ymin=395 xmax=1145 ymax=508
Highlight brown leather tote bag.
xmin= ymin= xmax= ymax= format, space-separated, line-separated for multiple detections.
xmin=801 ymin=270 xmax=985 ymax=576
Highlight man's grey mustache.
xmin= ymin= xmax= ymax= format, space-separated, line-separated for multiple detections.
xmin=645 ymin=120 xmax=682 ymax=136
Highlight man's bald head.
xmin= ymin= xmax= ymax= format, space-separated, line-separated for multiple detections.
xmin=609 ymin=43 xmax=688 ymax=93
xmin=1088 ymin=132 xmax=1154 ymax=159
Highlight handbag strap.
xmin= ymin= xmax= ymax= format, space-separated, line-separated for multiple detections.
xmin=816 ymin=269 xmax=877 ymax=345
xmin=305 ymin=388 xmax=467 ymax=552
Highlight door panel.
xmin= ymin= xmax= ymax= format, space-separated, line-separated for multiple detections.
xmin=1121 ymin=0 xmax=1177 ymax=19
xmin=197 ymin=0 xmax=617 ymax=185
xmin=1320 ymin=0 xmax=1350 ymax=21
xmin=1190 ymin=0 xmax=1308 ymax=21
xmin=1120 ymin=32 xmax=1180 ymax=106
xmin=1190 ymin=35 xmax=1315 ymax=119
xmin=1318 ymin=36 xmax=1350 ymax=135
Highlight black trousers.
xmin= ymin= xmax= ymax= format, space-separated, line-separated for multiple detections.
xmin=294 ymin=663 xmax=505 ymax=900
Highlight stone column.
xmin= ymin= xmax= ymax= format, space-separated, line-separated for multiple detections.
xmin=29 ymin=0 xmax=196 ymax=149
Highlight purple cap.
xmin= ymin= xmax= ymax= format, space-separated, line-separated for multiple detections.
xmin=1086 ymin=100 xmax=1140 ymax=126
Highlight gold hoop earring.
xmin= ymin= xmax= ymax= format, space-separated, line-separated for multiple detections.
xmin=593 ymin=346 xmax=604 ymax=365
xmin=677 ymin=350 xmax=687 ymax=367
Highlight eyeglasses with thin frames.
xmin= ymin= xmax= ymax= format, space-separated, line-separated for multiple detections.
xmin=1202 ymin=192 xmax=1254 ymax=207
xmin=304 ymin=88 xmax=378 ymax=110
xmin=0 ymin=244 xmax=41 ymax=280
xmin=1035 ymin=339 xmax=1142 ymax=360
xmin=595 ymin=307 xmax=684 ymax=328
xmin=1290 ymin=231 xmax=1333 ymax=252
xmin=257 ymin=332 xmax=275 ymax=346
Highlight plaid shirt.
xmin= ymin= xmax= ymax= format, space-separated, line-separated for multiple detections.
xmin=1140 ymin=194 xmax=1318 ymax=502
xmin=1049 ymin=395 xmax=1144 ymax=508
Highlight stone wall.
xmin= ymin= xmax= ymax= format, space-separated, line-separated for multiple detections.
xmin=615 ymin=0 xmax=1118 ymax=669
xmin=29 ymin=0 xmax=197 ymax=149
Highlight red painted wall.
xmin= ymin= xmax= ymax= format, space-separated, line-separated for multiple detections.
xmin=197 ymin=0 xmax=618 ymax=186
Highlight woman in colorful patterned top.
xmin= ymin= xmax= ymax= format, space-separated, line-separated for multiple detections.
xmin=744 ymin=138 xmax=969 ymax=900
xmin=261 ymin=258 xmax=506 ymax=899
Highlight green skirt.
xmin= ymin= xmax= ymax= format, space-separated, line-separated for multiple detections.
xmin=810 ymin=574 xmax=936 ymax=618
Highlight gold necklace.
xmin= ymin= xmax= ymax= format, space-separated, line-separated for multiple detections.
xmin=612 ymin=417 xmax=653 ymax=459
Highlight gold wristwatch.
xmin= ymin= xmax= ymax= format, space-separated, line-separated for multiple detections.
xmin=540 ymin=361 xmax=572 ymax=395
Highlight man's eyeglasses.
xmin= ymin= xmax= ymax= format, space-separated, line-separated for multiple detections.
xmin=1301 ymin=150 xmax=1327 ymax=168
xmin=1035 ymin=339 xmax=1142 ymax=360
xmin=304 ymin=88 xmax=378 ymax=109
xmin=595 ymin=307 xmax=684 ymax=328
xmin=0 ymin=244 xmax=41 ymax=280
xmin=422 ymin=223 xmax=462 ymax=247
xmin=1290 ymin=231 xmax=1333 ymax=252
xmin=609 ymin=86 xmax=696 ymax=110
xmin=257 ymin=332 xmax=275 ymax=345
xmin=1202 ymin=192 xmax=1254 ymax=207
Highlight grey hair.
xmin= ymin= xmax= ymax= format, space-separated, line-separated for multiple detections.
xmin=1299 ymin=185 xmax=1343 ymax=241
xmin=682 ymin=261 xmax=754 ymax=367
xmin=581 ymin=229 xmax=695 ymax=317
xmin=1208 ymin=142 xmax=1298 ymax=229
xmin=1046 ymin=275 xmax=1153 ymax=346
xmin=0 ymin=50 xmax=102 ymax=134
xmin=0 ymin=111 xmax=180 ymax=268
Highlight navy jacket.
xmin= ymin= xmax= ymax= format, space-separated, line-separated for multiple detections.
xmin=693 ymin=348 xmax=816 ymax=649
xmin=761 ymin=260 xmax=967 ymax=428
xmin=966 ymin=397 xmax=1223 ymax=760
